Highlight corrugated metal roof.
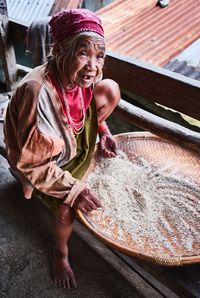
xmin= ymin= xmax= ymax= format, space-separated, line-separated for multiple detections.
xmin=165 ymin=60 xmax=200 ymax=81
xmin=171 ymin=38 xmax=200 ymax=67
xmin=6 ymin=0 xmax=83 ymax=27
xmin=164 ymin=39 xmax=200 ymax=81
xmin=7 ymin=0 xmax=54 ymax=26
xmin=97 ymin=0 xmax=200 ymax=67
xmin=49 ymin=0 xmax=83 ymax=15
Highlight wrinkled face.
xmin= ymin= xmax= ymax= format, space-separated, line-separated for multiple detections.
xmin=70 ymin=37 xmax=105 ymax=88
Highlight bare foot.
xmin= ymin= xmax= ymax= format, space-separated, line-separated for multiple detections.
xmin=52 ymin=249 xmax=77 ymax=289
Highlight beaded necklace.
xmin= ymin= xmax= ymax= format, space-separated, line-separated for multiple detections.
xmin=57 ymin=76 xmax=86 ymax=135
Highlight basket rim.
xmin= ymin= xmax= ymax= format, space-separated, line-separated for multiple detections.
xmin=76 ymin=209 xmax=200 ymax=266
xmin=76 ymin=131 xmax=200 ymax=266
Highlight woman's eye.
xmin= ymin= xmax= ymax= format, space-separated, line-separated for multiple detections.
xmin=97 ymin=54 xmax=104 ymax=60
xmin=79 ymin=50 xmax=87 ymax=56
xmin=97 ymin=51 xmax=105 ymax=59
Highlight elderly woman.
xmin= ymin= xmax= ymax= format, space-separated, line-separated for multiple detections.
xmin=4 ymin=9 xmax=120 ymax=289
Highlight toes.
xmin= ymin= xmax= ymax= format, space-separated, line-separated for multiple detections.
xmin=71 ymin=275 xmax=77 ymax=289
xmin=66 ymin=278 xmax=70 ymax=290
xmin=62 ymin=278 xmax=69 ymax=289
xmin=53 ymin=271 xmax=77 ymax=290
xmin=58 ymin=278 xmax=63 ymax=288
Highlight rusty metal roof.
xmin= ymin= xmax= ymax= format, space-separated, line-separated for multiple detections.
xmin=97 ymin=0 xmax=200 ymax=66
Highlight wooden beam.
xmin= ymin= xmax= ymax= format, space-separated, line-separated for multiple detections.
xmin=115 ymin=252 xmax=191 ymax=298
xmin=104 ymin=51 xmax=200 ymax=121
xmin=115 ymin=99 xmax=200 ymax=152
xmin=0 ymin=0 xmax=17 ymax=91
xmin=74 ymin=220 xmax=163 ymax=298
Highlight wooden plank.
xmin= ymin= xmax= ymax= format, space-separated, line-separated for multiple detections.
xmin=74 ymin=220 xmax=163 ymax=298
xmin=0 ymin=0 xmax=17 ymax=91
xmin=167 ymin=264 xmax=200 ymax=297
xmin=115 ymin=99 xmax=200 ymax=153
xmin=104 ymin=51 xmax=200 ymax=121
xmin=115 ymin=252 xmax=195 ymax=298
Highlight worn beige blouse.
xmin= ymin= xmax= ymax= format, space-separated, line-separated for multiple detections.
xmin=4 ymin=64 xmax=87 ymax=206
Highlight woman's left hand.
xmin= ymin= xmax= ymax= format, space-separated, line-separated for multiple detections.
xmin=99 ymin=130 xmax=117 ymax=158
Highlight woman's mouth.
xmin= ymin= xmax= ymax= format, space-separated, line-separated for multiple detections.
xmin=76 ymin=73 xmax=96 ymax=86
xmin=83 ymin=75 xmax=94 ymax=80
xmin=81 ymin=74 xmax=95 ymax=84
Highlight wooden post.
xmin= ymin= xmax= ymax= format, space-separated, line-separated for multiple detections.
xmin=0 ymin=0 xmax=17 ymax=91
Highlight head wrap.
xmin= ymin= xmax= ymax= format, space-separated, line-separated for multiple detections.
xmin=49 ymin=9 xmax=104 ymax=42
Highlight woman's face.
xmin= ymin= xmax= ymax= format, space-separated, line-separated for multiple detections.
xmin=70 ymin=37 xmax=105 ymax=88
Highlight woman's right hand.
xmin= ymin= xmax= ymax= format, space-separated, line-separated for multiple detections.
xmin=73 ymin=187 xmax=102 ymax=213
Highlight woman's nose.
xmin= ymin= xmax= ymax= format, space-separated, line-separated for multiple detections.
xmin=85 ymin=57 xmax=96 ymax=71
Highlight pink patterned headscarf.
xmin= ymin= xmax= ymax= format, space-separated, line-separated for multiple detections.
xmin=49 ymin=9 xmax=104 ymax=42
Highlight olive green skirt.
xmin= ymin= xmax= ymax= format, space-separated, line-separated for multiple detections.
xmin=35 ymin=98 xmax=98 ymax=212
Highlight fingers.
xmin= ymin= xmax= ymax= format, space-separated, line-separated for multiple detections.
xmin=111 ymin=139 xmax=117 ymax=155
xmin=99 ymin=136 xmax=106 ymax=152
xmin=78 ymin=198 xmax=94 ymax=212
xmin=102 ymin=148 xmax=116 ymax=158
xmin=86 ymin=189 xmax=102 ymax=208
xmin=82 ymin=188 xmax=102 ymax=208
xmin=82 ymin=195 xmax=101 ymax=211
xmin=74 ymin=188 xmax=102 ymax=212
xmin=108 ymin=137 xmax=117 ymax=156
xmin=85 ymin=199 xmax=97 ymax=210
xmin=77 ymin=202 xmax=93 ymax=213
xmin=80 ymin=206 xmax=89 ymax=213
xmin=99 ymin=135 xmax=117 ymax=158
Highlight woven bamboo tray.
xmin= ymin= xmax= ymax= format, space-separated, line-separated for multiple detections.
xmin=76 ymin=132 xmax=200 ymax=266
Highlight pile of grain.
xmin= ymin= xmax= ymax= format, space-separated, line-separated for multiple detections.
xmin=85 ymin=151 xmax=200 ymax=255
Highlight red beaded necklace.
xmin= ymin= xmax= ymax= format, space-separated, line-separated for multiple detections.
xmin=57 ymin=75 xmax=86 ymax=135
